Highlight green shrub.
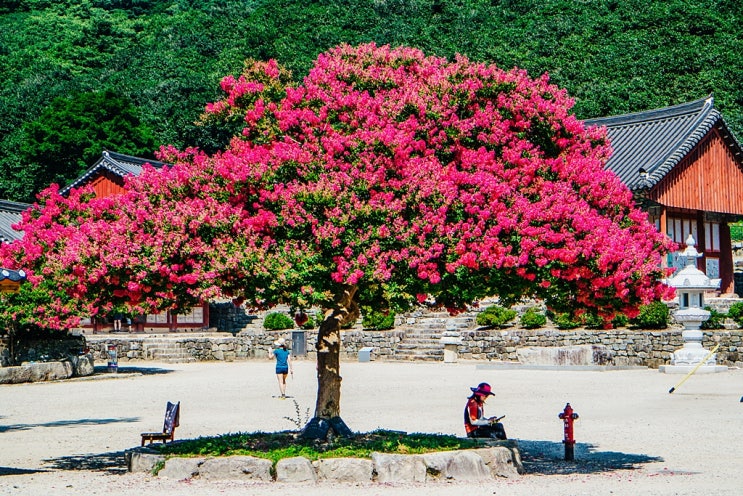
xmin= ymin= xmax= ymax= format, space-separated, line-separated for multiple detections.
xmin=520 ymin=307 xmax=546 ymax=329
xmin=300 ymin=312 xmax=323 ymax=330
xmin=612 ymin=313 xmax=629 ymax=328
xmin=727 ymin=301 xmax=743 ymax=327
xmin=551 ymin=312 xmax=581 ymax=330
xmin=476 ymin=305 xmax=517 ymax=328
xmin=581 ymin=312 xmax=604 ymax=329
xmin=701 ymin=306 xmax=726 ymax=330
xmin=629 ymin=301 xmax=669 ymax=329
xmin=361 ymin=309 xmax=396 ymax=330
xmin=263 ymin=312 xmax=295 ymax=330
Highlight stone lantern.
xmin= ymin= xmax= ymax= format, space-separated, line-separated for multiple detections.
xmin=660 ymin=235 xmax=726 ymax=374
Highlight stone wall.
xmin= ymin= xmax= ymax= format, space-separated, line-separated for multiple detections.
xmin=458 ymin=328 xmax=743 ymax=368
xmin=85 ymin=328 xmax=407 ymax=363
xmin=208 ymin=302 xmax=258 ymax=334
xmin=0 ymin=332 xmax=88 ymax=367
xmin=84 ymin=328 xmax=743 ymax=368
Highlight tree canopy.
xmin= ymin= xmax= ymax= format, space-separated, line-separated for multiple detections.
xmin=0 ymin=43 xmax=674 ymax=423
xmin=0 ymin=0 xmax=741 ymax=202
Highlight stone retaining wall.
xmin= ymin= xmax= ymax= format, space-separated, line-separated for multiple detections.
xmin=456 ymin=328 xmax=743 ymax=367
xmin=85 ymin=329 xmax=407 ymax=363
xmin=126 ymin=441 xmax=523 ymax=483
xmin=0 ymin=333 xmax=88 ymax=366
xmin=85 ymin=328 xmax=743 ymax=368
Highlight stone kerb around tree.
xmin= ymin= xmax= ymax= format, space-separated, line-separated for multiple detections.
xmin=125 ymin=440 xmax=523 ymax=483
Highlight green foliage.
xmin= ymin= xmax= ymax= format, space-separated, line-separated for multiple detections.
xmin=519 ymin=307 xmax=546 ymax=329
xmin=726 ymin=301 xmax=743 ymax=327
xmin=612 ymin=313 xmax=629 ymax=328
xmin=1 ymin=0 xmax=742 ymax=203
xmin=300 ymin=312 xmax=322 ymax=330
xmin=263 ymin=312 xmax=294 ymax=331
xmin=476 ymin=305 xmax=517 ymax=328
xmin=701 ymin=306 xmax=726 ymax=330
xmin=550 ymin=312 xmax=581 ymax=330
xmin=580 ymin=312 xmax=605 ymax=329
xmin=18 ymin=89 xmax=155 ymax=199
xmin=361 ymin=307 xmax=396 ymax=331
xmin=154 ymin=430 xmax=481 ymax=463
xmin=730 ymin=222 xmax=743 ymax=242
xmin=630 ymin=301 xmax=669 ymax=329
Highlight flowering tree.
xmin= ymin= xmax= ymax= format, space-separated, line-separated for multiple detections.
xmin=1 ymin=44 xmax=674 ymax=432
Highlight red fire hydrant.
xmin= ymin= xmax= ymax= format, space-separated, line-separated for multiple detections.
xmin=558 ymin=403 xmax=579 ymax=461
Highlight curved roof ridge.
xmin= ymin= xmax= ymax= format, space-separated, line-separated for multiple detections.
xmin=585 ymin=95 xmax=712 ymax=127
xmin=583 ymin=96 xmax=725 ymax=190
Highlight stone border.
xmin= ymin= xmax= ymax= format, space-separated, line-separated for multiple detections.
xmin=125 ymin=441 xmax=523 ymax=483
xmin=0 ymin=355 xmax=95 ymax=384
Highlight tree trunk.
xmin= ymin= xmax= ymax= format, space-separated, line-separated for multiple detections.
xmin=314 ymin=284 xmax=359 ymax=419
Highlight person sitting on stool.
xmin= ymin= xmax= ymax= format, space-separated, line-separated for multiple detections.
xmin=464 ymin=382 xmax=507 ymax=439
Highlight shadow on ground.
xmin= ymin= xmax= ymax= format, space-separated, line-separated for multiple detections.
xmin=0 ymin=467 xmax=50 ymax=476
xmin=44 ymin=450 xmax=129 ymax=474
xmin=0 ymin=417 xmax=140 ymax=433
xmin=518 ymin=439 xmax=663 ymax=475
xmin=93 ymin=365 xmax=174 ymax=376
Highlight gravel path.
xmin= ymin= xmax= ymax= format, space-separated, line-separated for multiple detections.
xmin=1 ymin=358 xmax=742 ymax=495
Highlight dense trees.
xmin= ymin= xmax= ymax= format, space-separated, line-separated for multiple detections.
xmin=20 ymin=90 xmax=156 ymax=198
xmin=0 ymin=0 xmax=741 ymax=203
xmin=0 ymin=44 xmax=674 ymax=426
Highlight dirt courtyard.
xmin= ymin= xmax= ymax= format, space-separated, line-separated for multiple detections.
xmin=1 ymin=358 xmax=742 ymax=495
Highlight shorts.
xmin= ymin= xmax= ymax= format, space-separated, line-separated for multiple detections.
xmin=276 ymin=367 xmax=289 ymax=375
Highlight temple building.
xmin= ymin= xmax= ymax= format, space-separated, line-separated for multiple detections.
xmin=586 ymin=96 xmax=743 ymax=294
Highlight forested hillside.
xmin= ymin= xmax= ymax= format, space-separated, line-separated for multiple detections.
xmin=1 ymin=0 xmax=741 ymax=202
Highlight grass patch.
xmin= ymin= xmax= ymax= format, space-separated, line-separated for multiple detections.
xmin=153 ymin=430 xmax=482 ymax=463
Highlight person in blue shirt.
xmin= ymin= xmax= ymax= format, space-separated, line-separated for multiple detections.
xmin=272 ymin=338 xmax=293 ymax=398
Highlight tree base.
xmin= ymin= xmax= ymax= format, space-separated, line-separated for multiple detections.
xmin=300 ymin=416 xmax=353 ymax=440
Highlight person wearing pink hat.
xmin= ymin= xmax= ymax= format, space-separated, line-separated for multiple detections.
xmin=464 ymin=382 xmax=507 ymax=439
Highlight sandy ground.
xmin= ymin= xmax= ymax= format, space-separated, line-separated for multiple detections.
xmin=1 ymin=358 xmax=742 ymax=495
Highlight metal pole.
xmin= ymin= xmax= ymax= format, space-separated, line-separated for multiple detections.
xmin=668 ymin=344 xmax=720 ymax=394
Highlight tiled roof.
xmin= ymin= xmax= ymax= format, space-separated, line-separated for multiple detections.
xmin=0 ymin=267 xmax=26 ymax=282
xmin=60 ymin=150 xmax=166 ymax=196
xmin=0 ymin=199 xmax=30 ymax=243
xmin=584 ymin=96 xmax=743 ymax=191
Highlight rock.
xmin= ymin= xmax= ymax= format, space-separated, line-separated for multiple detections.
xmin=372 ymin=452 xmax=426 ymax=483
xmin=0 ymin=361 xmax=77 ymax=384
xmin=74 ymin=354 xmax=95 ymax=376
xmin=313 ymin=457 xmax=373 ymax=482
xmin=422 ymin=450 xmax=491 ymax=481
xmin=199 ymin=455 xmax=273 ymax=481
xmin=474 ymin=445 xmax=524 ymax=478
xmin=157 ymin=457 xmax=205 ymax=479
xmin=276 ymin=456 xmax=317 ymax=483
xmin=29 ymin=361 xmax=73 ymax=382
xmin=125 ymin=448 xmax=165 ymax=473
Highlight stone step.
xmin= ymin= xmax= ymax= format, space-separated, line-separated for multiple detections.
xmin=396 ymin=343 xmax=443 ymax=350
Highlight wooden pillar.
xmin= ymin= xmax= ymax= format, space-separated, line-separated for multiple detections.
xmin=659 ymin=207 xmax=668 ymax=267
xmin=202 ymin=302 xmax=210 ymax=330
xmin=720 ymin=221 xmax=734 ymax=294
xmin=696 ymin=211 xmax=706 ymax=272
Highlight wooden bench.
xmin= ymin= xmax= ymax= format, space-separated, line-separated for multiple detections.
xmin=141 ymin=401 xmax=180 ymax=447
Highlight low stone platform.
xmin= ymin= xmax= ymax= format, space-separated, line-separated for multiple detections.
xmin=659 ymin=364 xmax=728 ymax=374
xmin=126 ymin=440 xmax=523 ymax=483
xmin=0 ymin=355 xmax=95 ymax=384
